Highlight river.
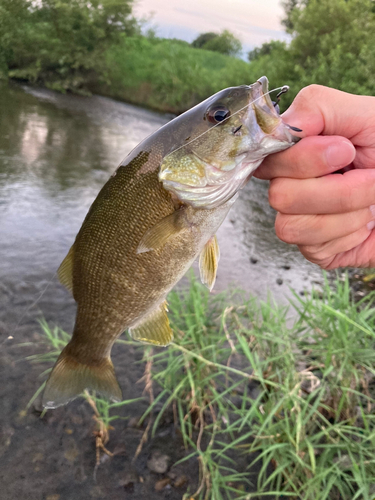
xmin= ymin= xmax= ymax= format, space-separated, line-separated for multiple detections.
xmin=0 ymin=81 xmax=323 ymax=499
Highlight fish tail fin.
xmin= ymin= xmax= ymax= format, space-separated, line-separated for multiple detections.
xmin=42 ymin=345 xmax=122 ymax=409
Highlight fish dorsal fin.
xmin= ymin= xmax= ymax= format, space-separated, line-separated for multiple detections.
xmin=199 ymin=235 xmax=220 ymax=291
xmin=57 ymin=244 xmax=75 ymax=294
xmin=137 ymin=209 xmax=189 ymax=254
xmin=129 ymin=301 xmax=173 ymax=346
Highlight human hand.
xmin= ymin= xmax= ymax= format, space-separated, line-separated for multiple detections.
xmin=255 ymin=85 xmax=375 ymax=269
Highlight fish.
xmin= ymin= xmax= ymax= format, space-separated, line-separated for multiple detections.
xmin=42 ymin=76 xmax=299 ymax=409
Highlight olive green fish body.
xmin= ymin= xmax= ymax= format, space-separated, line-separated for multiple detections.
xmin=43 ymin=77 xmax=299 ymax=408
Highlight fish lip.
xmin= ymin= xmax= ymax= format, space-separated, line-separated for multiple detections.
xmin=256 ymin=76 xmax=274 ymax=109
xmin=250 ymin=76 xmax=300 ymax=145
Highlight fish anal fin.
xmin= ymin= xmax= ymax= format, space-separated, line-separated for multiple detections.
xmin=199 ymin=235 xmax=220 ymax=291
xmin=42 ymin=345 xmax=122 ymax=409
xmin=129 ymin=301 xmax=173 ymax=346
xmin=58 ymin=244 xmax=75 ymax=294
xmin=137 ymin=209 xmax=189 ymax=254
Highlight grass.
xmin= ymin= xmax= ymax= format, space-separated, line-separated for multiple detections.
xmin=28 ymin=273 xmax=375 ymax=499
xmin=92 ymin=36 xmax=261 ymax=114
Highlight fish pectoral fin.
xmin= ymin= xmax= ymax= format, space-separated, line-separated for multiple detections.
xmin=58 ymin=244 xmax=75 ymax=294
xmin=136 ymin=209 xmax=190 ymax=254
xmin=199 ymin=235 xmax=220 ymax=292
xmin=129 ymin=301 xmax=173 ymax=346
xmin=42 ymin=345 xmax=122 ymax=409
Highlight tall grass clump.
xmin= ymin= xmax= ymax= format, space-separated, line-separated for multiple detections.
xmin=95 ymin=36 xmax=258 ymax=113
xmin=30 ymin=273 xmax=375 ymax=499
xmin=145 ymin=274 xmax=375 ymax=499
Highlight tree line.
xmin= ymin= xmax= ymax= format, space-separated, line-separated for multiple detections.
xmin=0 ymin=0 xmax=374 ymax=106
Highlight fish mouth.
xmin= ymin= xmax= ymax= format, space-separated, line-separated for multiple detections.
xmin=257 ymin=76 xmax=277 ymax=110
xmin=253 ymin=76 xmax=301 ymax=142
xmin=247 ymin=76 xmax=300 ymax=145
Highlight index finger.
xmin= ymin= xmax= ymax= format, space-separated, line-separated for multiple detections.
xmin=255 ymin=135 xmax=356 ymax=180
xmin=280 ymin=84 xmax=375 ymax=139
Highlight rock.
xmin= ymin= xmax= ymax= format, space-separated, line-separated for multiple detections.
xmin=147 ymin=450 xmax=170 ymax=474
xmin=174 ymin=475 xmax=188 ymax=488
xmin=155 ymin=478 xmax=171 ymax=491
xmin=250 ymin=257 xmax=258 ymax=264
xmin=276 ymin=278 xmax=283 ymax=285
xmin=281 ymin=264 xmax=291 ymax=270
xmin=119 ymin=471 xmax=138 ymax=488
xmin=127 ymin=417 xmax=140 ymax=428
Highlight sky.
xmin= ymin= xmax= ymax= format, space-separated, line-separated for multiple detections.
xmin=133 ymin=0 xmax=290 ymax=56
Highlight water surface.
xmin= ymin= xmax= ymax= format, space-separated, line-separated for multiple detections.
xmin=0 ymin=82 xmax=322 ymax=499
xmin=0 ymin=82 xmax=322 ymax=312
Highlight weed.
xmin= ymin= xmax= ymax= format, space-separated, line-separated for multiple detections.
xmin=29 ymin=273 xmax=375 ymax=499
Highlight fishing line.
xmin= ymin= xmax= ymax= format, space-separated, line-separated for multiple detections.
xmin=6 ymin=271 xmax=58 ymax=345
xmin=3 ymin=84 xmax=290 ymax=345
xmin=164 ymin=85 xmax=289 ymax=158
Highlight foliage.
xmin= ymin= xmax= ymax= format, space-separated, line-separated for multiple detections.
xmin=288 ymin=0 xmax=375 ymax=95
xmin=2 ymin=0 xmax=375 ymax=125
xmin=0 ymin=0 xmax=138 ymax=91
xmin=191 ymin=32 xmax=218 ymax=49
xmin=248 ymin=41 xmax=287 ymax=62
xmin=191 ymin=30 xmax=242 ymax=57
xmin=30 ymin=273 xmax=375 ymax=499
xmin=280 ymin=0 xmax=307 ymax=32
xmin=95 ymin=36 xmax=256 ymax=113
xmin=252 ymin=0 xmax=375 ymax=102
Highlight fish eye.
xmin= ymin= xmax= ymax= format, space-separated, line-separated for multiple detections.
xmin=206 ymin=106 xmax=231 ymax=124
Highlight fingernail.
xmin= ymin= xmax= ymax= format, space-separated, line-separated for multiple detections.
xmin=370 ymin=205 xmax=375 ymax=218
xmin=325 ymin=141 xmax=356 ymax=168
xmin=367 ymin=220 xmax=375 ymax=231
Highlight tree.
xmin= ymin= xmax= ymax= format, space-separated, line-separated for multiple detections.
xmin=0 ymin=0 xmax=139 ymax=88
xmin=191 ymin=32 xmax=218 ymax=49
xmin=281 ymin=0 xmax=307 ymax=32
xmin=248 ymin=41 xmax=287 ymax=62
xmin=191 ymin=30 xmax=242 ymax=57
xmin=247 ymin=0 xmax=375 ymax=106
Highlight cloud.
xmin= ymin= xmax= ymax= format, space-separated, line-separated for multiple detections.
xmin=135 ymin=0 xmax=289 ymax=50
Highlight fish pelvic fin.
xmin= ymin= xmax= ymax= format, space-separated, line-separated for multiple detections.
xmin=42 ymin=346 xmax=122 ymax=409
xmin=129 ymin=301 xmax=173 ymax=346
xmin=199 ymin=235 xmax=220 ymax=292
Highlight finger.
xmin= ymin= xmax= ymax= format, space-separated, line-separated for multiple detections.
xmin=325 ymin=230 xmax=375 ymax=269
xmin=269 ymin=168 xmax=375 ymax=215
xmin=255 ymin=135 xmax=356 ymax=180
xmin=275 ymin=207 xmax=375 ymax=246
xmin=280 ymin=84 xmax=375 ymax=139
xmin=298 ymin=225 xmax=373 ymax=269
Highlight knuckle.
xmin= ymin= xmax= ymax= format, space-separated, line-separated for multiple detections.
xmin=268 ymin=179 xmax=291 ymax=211
xmin=275 ymin=214 xmax=300 ymax=244
xmin=299 ymin=244 xmax=333 ymax=267
xmin=294 ymin=84 xmax=326 ymax=107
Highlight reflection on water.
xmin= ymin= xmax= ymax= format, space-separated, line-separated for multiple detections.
xmin=0 ymin=81 xmax=323 ymax=499
xmin=0 ymin=81 xmax=322 ymax=324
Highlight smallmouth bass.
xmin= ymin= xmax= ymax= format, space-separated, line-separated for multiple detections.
xmin=43 ymin=76 xmax=298 ymax=408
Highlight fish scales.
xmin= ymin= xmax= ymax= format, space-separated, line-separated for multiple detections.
xmin=43 ymin=77 xmax=299 ymax=408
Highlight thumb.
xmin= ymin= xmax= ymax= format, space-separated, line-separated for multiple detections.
xmin=282 ymin=84 xmax=374 ymax=139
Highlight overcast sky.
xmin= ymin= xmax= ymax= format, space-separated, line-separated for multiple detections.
xmin=134 ymin=0 xmax=290 ymax=55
